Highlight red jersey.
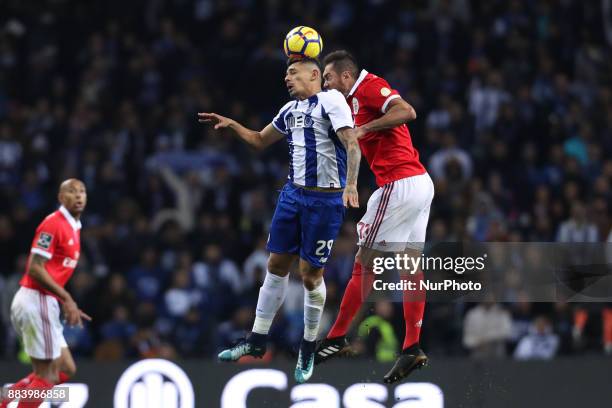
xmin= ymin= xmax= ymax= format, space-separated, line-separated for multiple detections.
xmin=347 ymin=70 xmax=426 ymax=187
xmin=20 ymin=206 xmax=82 ymax=297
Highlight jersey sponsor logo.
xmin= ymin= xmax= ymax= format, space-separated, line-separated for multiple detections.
xmin=63 ymin=251 xmax=79 ymax=268
xmin=37 ymin=232 xmax=53 ymax=249
xmin=68 ymin=238 xmax=74 ymax=245
xmin=380 ymin=87 xmax=391 ymax=97
xmin=287 ymin=113 xmax=314 ymax=129
xmin=221 ymin=368 xmax=444 ymax=408
xmin=63 ymin=257 xmax=78 ymax=268
xmin=352 ymin=98 xmax=359 ymax=115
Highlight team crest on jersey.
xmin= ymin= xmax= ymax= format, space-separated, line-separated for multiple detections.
xmin=380 ymin=87 xmax=391 ymax=97
xmin=305 ymin=102 xmax=317 ymax=115
xmin=352 ymin=97 xmax=359 ymax=114
xmin=36 ymin=232 xmax=53 ymax=249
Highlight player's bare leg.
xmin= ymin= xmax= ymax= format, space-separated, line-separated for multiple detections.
xmin=53 ymin=347 xmax=76 ymax=384
xmin=383 ymin=247 xmax=428 ymax=384
xmin=218 ymin=252 xmax=297 ymax=362
xmin=30 ymin=357 xmax=57 ymax=384
xmin=295 ymin=259 xmax=326 ymax=383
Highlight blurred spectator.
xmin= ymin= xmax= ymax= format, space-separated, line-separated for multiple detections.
xmin=216 ymin=304 xmax=255 ymax=353
xmin=556 ymin=202 xmax=599 ymax=242
xmin=514 ymin=316 xmax=559 ymax=360
xmin=127 ymin=248 xmax=167 ymax=304
xmin=355 ymin=300 xmax=399 ymax=363
xmin=242 ymin=236 xmax=268 ymax=291
xmin=163 ymin=267 xmax=201 ymax=318
xmin=173 ymin=307 xmax=209 ymax=357
xmin=100 ymin=305 xmax=136 ymax=343
xmin=192 ymin=244 xmax=242 ymax=295
xmin=429 ymin=133 xmax=473 ymax=185
xmin=463 ymin=300 xmax=513 ymax=359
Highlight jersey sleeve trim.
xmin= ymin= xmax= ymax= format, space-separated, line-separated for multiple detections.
xmin=271 ymin=121 xmax=287 ymax=135
xmin=321 ymin=90 xmax=355 ymax=132
xmin=332 ymin=120 xmax=354 ymax=132
xmin=31 ymin=248 xmax=53 ymax=259
xmin=348 ymin=70 xmax=369 ymax=97
xmin=272 ymin=102 xmax=293 ymax=135
xmin=381 ymin=94 xmax=401 ymax=113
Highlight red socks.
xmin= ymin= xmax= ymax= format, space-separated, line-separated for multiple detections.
xmin=401 ymin=272 xmax=426 ymax=350
xmin=603 ymin=308 xmax=612 ymax=350
xmin=328 ymin=262 xmax=374 ymax=338
xmin=15 ymin=375 xmax=53 ymax=408
xmin=0 ymin=373 xmax=34 ymax=408
xmin=2 ymin=371 xmax=70 ymax=407
xmin=327 ymin=260 xmax=426 ymax=351
xmin=57 ymin=371 xmax=70 ymax=385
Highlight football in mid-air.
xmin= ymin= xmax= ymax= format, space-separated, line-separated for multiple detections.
xmin=283 ymin=26 xmax=323 ymax=59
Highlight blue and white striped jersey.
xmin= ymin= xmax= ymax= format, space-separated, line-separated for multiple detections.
xmin=271 ymin=89 xmax=354 ymax=189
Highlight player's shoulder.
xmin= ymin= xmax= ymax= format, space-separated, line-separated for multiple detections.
xmin=40 ymin=210 xmax=61 ymax=225
xmin=318 ymin=89 xmax=346 ymax=105
xmin=278 ymin=100 xmax=295 ymax=113
xmin=360 ymin=73 xmax=391 ymax=92
xmin=36 ymin=210 xmax=64 ymax=232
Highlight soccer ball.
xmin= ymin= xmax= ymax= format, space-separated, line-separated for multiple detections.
xmin=283 ymin=26 xmax=323 ymax=59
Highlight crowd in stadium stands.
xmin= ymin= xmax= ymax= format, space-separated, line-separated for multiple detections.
xmin=1 ymin=0 xmax=611 ymax=362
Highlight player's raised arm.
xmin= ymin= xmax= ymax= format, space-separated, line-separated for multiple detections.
xmin=336 ymin=127 xmax=361 ymax=208
xmin=198 ymin=112 xmax=284 ymax=150
xmin=356 ymin=97 xmax=417 ymax=137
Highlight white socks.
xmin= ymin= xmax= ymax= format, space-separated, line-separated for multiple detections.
xmin=252 ymin=272 xmax=289 ymax=335
xmin=303 ymin=279 xmax=327 ymax=341
xmin=251 ymin=272 xmax=327 ymax=342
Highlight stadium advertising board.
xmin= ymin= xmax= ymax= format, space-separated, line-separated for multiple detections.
xmin=3 ymin=358 xmax=611 ymax=407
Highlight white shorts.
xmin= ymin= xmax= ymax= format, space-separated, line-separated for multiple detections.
xmin=357 ymin=173 xmax=434 ymax=252
xmin=10 ymin=286 xmax=67 ymax=360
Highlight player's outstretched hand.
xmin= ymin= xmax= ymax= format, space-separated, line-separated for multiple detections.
xmin=343 ymin=184 xmax=359 ymax=208
xmin=62 ymin=298 xmax=90 ymax=327
xmin=197 ymin=112 xmax=234 ymax=129
xmin=80 ymin=309 xmax=93 ymax=322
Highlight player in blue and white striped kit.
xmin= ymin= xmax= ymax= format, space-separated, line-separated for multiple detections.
xmin=198 ymin=57 xmax=361 ymax=383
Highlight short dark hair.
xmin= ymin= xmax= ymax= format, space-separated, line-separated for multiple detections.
xmin=323 ymin=50 xmax=359 ymax=78
xmin=287 ymin=56 xmax=322 ymax=71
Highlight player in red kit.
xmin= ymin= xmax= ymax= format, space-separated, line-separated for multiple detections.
xmin=316 ymin=51 xmax=434 ymax=383
xmin=1 ymin=179 xmax=91 ymax=408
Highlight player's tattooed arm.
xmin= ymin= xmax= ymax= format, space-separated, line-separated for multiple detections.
xmin=337 ymin=127 xmax=361 ymax=208
xmin=197 ymin=112 xmax=283 ymax=150
xmin=359 ymin=97 xmax=417 ymax=135
xmin=28 ymin=254 xmax=91 ymax=326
